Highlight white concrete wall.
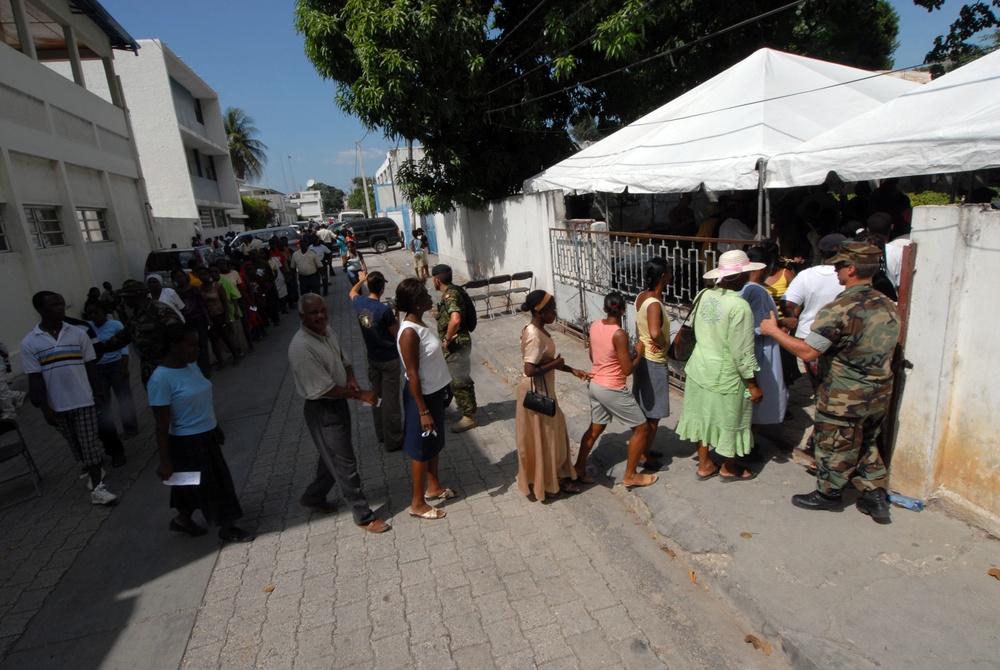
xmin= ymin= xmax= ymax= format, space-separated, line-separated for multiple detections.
xmin=428 ymin=191 xmax=564 ymax=292
xmin=1 ymin=41 xmax=153 ymax=372
xmin=892 ymin=205 xmax=1000 ymax=535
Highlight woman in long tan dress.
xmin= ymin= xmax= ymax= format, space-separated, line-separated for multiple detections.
xmin=515 ymin=290 xmax=590 ymax=501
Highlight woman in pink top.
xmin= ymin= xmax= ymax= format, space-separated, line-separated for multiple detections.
xmin=576 ymin=293 xmax=657 ymax=489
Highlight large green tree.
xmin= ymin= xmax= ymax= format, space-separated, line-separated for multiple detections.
xmin=309 ymin=182 xmax=347 ymax=215
xmin=914 ymin=0 xmax=1000 ymax=74
xmin=224 ymin=107 xmax=268 ymax=183
xmin=295 ymin=0 xmax=902 ymax=213
xmin=346 ymin=176 xmax=375 ymax=213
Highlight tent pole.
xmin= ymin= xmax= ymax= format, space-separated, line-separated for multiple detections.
xmin=765 ymin=188 xmax=772 ymax=239
xmin=756 ymin=158 xmax=768 ymax=240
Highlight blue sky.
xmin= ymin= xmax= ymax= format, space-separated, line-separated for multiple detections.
xmin=100 ymin=0 xmax=966 ymax=196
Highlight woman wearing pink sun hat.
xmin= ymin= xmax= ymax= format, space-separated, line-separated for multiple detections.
xmin=676 ymin=250 xmax=765 ymax=482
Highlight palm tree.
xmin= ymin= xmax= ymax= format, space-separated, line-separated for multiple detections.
xmin=224 ymin=107 xmax=268 ymax=183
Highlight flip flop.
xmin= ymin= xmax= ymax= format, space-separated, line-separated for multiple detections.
xmin=409 ymin=507 xmax=447 ymax=519
xmin=576 ymin=473 xmax=596 ymax=485
xmin=696 ymin=469 xmax=720 ymax=481
xmin=560 ymin=482 xmax=581 ymax=495
xmin=719 ymin=467 xmax=758 ymax=483
xmin=425 ymin=488 xmax=458 ymax=501
xmin=624 ymin=473 xmax=659 ymax=490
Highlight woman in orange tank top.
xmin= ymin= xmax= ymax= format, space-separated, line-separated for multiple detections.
xmin=575 ymin=293 xmax=658 ymax=489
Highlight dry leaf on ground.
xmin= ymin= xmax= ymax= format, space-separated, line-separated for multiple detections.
xmin=262 ymin=585 xmax=275 ymax=593
xmin=988 ymin=568 xmax=1000 ymax=580
xmin=689 ymin=570 xmax=696 ymax=584
xmin=740 ymin=532 xmax=753 ymax=539
xmin=667 ymin=548 xmax=676 ymax=558
xmin=744 ymin=634 xmax=773 ymax=656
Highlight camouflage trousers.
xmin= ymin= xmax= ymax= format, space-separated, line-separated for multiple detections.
xmin=445 ymin=341 xmax=477 ymax=418
xmin=812 ymin=410 xmax=888 ymax=495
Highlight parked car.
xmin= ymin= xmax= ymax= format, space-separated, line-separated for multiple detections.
xmin=144 ymin=246 xmax=218 ymax=286
xmin=342 ymin=217 xmax=403 ymax=253
xmin=230 ymin=225 xmax=301 ymax=250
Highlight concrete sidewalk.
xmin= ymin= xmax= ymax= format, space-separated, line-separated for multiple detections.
xmin=461 ymin=275 xmax=1000 ymax=670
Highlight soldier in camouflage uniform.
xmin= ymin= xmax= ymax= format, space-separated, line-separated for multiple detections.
xmin=431 ymin=264 xmax=477 ymax=433
xmin=761 ymin=241 xmax=900 ymax=522
xmin=99 ymin=279 xmax=183 ymax=387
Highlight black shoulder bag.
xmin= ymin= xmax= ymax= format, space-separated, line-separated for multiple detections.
xmin=522 ymin=368 xmax=556 ymax=417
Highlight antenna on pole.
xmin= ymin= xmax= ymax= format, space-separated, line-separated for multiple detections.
xmin=287 ymin=155 xmax=299 ymax=193
xmin=357 ymin=140 xmax=373 ymax=218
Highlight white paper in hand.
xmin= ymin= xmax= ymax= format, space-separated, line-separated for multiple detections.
xmin=163 ymin=471 xmax=201 ymax=486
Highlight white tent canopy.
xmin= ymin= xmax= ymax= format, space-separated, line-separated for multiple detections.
xmin=766 ymin=49 xmax=1000 ymax=188
xmin=523 ymin=48 xmax=919 ymax=195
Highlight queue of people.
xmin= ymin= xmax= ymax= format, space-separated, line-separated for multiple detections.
xmin=13 ymin=206 xmax=903 ymax=539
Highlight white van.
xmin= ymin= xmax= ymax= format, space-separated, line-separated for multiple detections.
xmin=337 ymin=210 xmax=366 ymax=224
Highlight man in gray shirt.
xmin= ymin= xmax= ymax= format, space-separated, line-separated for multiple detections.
xmin=287 ymin=293 xmax=389 ymax=533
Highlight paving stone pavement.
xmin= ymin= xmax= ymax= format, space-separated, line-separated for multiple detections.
xmin=179 ymin=250 xmax=786 ymax=669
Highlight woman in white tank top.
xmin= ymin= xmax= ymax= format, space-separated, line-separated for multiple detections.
xmin=395 ymin=278 xmax=456 ymax=520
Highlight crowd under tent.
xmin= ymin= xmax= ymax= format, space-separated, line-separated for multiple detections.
xmin=766 ymin=49 xmax=1000 ymax=189
xmin=524 ymin=48 xmax=920 ymax=236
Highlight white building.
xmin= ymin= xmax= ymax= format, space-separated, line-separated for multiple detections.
xmin=290 ymin=189 xmax=323 ymax=221
xmin=53 ymin=39 xmax=245 ymax=247
xmin=1 ymin=0 xmax=155 ymax=372
xmin=374 ymin=145 xmax=427 ymax=248
xmin=240 ymin=185 xmax=297 ymax=227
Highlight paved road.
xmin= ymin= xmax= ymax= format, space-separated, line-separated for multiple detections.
xmin=0 ymin=249 xmax=785 ymax=669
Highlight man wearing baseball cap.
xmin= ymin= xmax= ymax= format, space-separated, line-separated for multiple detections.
xmin=761 ymin=241 xmax=900 ymax=522
xmin=431 ymin=264 xmax=477 ymax=433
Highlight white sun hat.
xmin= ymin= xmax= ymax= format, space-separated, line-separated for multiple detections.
xmin=703 ymin=250 xmax=766 ymax=280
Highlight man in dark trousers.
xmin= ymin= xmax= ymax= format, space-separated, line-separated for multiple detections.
xmin=287 ymin=293 xmax=390 ymax=534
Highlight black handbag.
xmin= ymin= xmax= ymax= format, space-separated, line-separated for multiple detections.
xmin=667 ymin=289 xmax=706 ymax=362
xmin=522 ymin=370 xmax=556 ymax=417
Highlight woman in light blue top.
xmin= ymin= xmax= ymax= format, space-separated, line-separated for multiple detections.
xmin=148 ymin=323 xmax=253 ymax=542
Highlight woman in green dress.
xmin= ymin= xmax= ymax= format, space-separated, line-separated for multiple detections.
xmin=676 ymin=250 xmax=765 ymax=482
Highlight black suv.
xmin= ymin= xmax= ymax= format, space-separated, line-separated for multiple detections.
xmin=342 ymin=217 xmax=403 ymax=253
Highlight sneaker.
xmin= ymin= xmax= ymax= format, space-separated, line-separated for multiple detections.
xmin=451 ymin=415 xmax=478 ymax=434
xmin=90 ymin=483 xmax=118 ymax=505
xmin=13 ymin=391 xmax=26 ymax=409
xmin=81 ymin=468 xmax=107 ymax=491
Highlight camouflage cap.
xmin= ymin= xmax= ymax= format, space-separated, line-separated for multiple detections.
xmin=827 ymin=241 xmax=883 ymax=266
xmin=119 ymin=279 xmax=148 ymax=296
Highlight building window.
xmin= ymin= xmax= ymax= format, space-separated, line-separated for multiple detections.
xmin=213 ymin=209 xmax=228 ymax=228
xmin=24 ymin=207 xmax=65 ymax=248
xmin=203 ymin=154 xmax=217 ymax=181
xmin=77 ymin=209 xmax=110 ymax=242
xmin=0 ymin=209 xmax=9 ymax=252
xmin=199 ymin=208 xmax=214 ymax=229
xmin=194 ymin=99 xmax=205 ymax=124
xmin=190 ymin=149 xmax=203 ymax=178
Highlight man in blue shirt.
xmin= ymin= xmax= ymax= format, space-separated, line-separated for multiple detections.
xmin=349 ymin=271 xmax=403 ymax=452
xmin=85 ymin=302 xmax=139 ymax=448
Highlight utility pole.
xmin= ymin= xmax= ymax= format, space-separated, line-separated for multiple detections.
xmin=287 ymin=155 xmax=298 ymax=194
xmin=357 ymin=140 xmax=372 ymax=218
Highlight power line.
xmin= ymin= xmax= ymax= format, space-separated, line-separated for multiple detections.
xmin=488 ymin=0 xmax=662 ymax=97
xmin=487 ymin=0 xmax=810 ymax=114
xmin=485 ymin=59 xmax=946 ymax=137
xmin=488 ymin=0 xmax=601 ymax=81
xmin=488 ymin=0 xmax=549 ymax=57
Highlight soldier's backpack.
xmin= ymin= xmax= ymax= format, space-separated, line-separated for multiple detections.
xmin=455 ymin=285 xmax=478 ymax=332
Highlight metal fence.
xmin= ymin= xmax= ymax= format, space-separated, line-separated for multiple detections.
xmin=549 ymin=227 xmax=757 ymax=385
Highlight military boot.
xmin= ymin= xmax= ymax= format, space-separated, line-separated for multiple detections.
xmin=791 ymin=490 xmax=842 ymax=511
xmin=856 ymin=488 xmax=891 ymax=523
xmin=451 ymin=415 xmax=477 ymax=434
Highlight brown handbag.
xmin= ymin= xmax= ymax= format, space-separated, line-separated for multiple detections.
xmin=667 ymin=290 xmax=706 ymax=362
